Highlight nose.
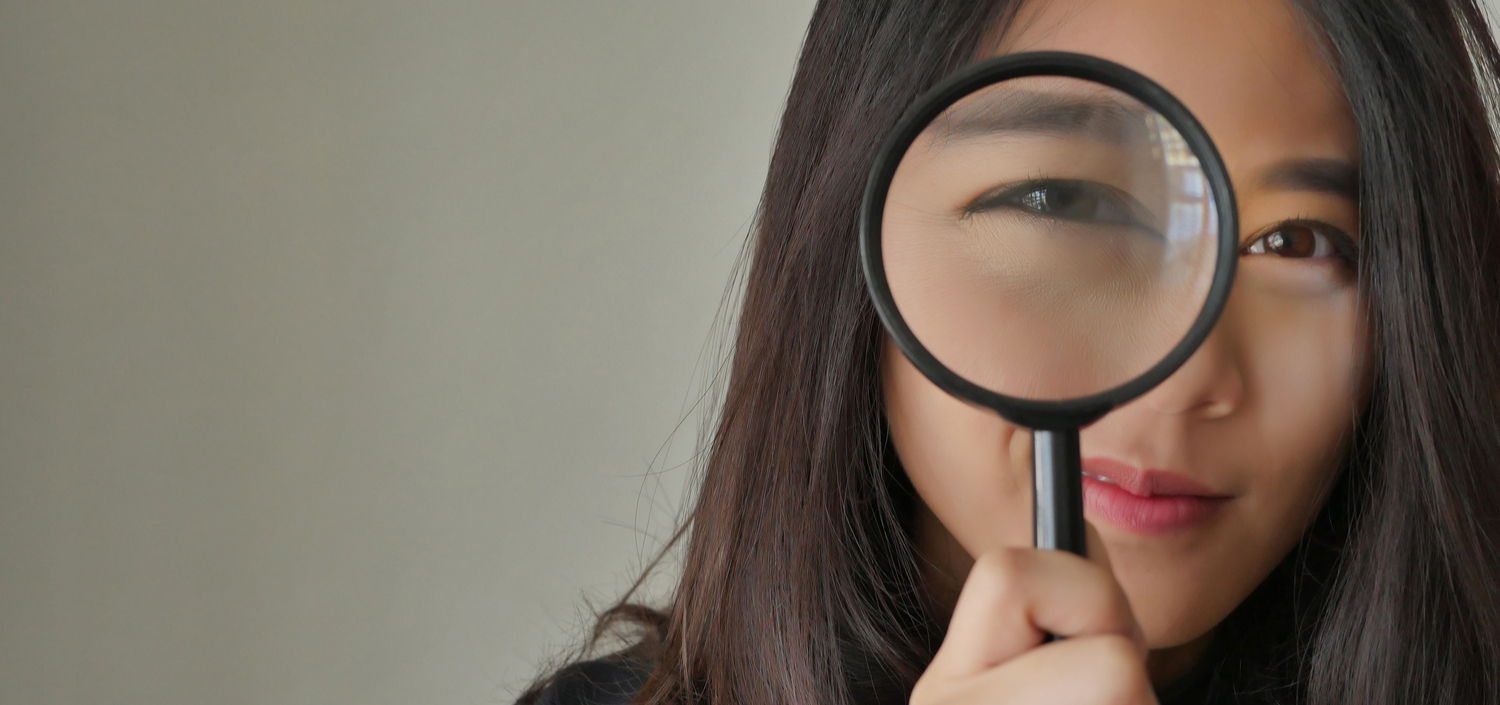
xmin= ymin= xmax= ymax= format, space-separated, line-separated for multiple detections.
xmin=1138 ymin=325 xmax=1244 ymax=419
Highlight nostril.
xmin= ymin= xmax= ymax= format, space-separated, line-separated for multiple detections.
xmin=1143 ymin=371 xmax=1242 ymax=417
xmin=1139 ymin=357 xmax=1243 ymax=418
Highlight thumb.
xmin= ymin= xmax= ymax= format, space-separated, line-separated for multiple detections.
xmin=1016 ymin=430 xmax=1143 ymax=648
xmin=1083 ymin=518 xmax=1146 ymax=649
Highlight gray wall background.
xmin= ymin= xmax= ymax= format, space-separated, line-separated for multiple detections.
xmin=0 ymin=1 xmax=815 ymax=703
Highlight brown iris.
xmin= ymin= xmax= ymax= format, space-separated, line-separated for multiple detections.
xmin=1263 ymin=224 xmax=1318 ymax=257
xmin=1241 ymin=220 xmax=1358 ymax=262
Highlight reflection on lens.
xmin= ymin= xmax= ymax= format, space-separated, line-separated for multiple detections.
xmin=882 ymin=76 xmax=1218 ymax=401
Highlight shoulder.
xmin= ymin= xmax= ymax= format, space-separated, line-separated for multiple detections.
xmin=527 ymin=657 xmax=655 ymax=705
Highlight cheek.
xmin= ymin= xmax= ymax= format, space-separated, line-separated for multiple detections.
xmin=1232 ymin=271 xmax=1367 ymax=526
xmin=882 ymin=339 xmax=1032 ymax=556
xmin=1072 ymin=273 xmax=1366 ymax=646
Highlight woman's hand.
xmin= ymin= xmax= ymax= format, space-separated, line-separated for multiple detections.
xmin=911 ymin=535 xmax=1155 ymax=705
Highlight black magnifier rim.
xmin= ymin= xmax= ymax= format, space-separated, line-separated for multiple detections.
xmin=860 ymin=51 xmax=1239 ymax=430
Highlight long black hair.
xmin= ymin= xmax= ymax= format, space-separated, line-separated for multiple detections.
xmin=520 ymin=1 xmax=1500 ymax=703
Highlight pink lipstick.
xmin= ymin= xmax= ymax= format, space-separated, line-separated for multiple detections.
xmin=1081 ymin=457 xmax=1231 ymax=535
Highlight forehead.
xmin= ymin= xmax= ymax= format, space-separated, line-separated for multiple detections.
xmin=995 ymin=0 xmax=1358 ymax=172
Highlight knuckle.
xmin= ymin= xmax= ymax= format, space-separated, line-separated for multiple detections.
xmin=1079 ymin=582 xmax=1132 ymax=631
xmin=908 ymin=673 xmax=951 ymax=705
xmin=1057 ymin=562 xmax=1131 ymax=635
xmin=1086 ymin=636 xmax=1152 ymax=703
xmin=908 ymin=676 xmax=933 ymax=705
xmin=972 ymin=549 xmax=1028 ymax=595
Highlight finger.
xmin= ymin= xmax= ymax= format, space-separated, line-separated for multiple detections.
xmin=928 ymin=548 xmax=1143 ymax=679
xmin=1084 ymin=509 xmax=1145 ymax=647
xmin=958 ymin=634 xmax=1157 ymax=705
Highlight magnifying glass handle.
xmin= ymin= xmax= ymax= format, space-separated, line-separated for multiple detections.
xmin=1034 ymin=428 xmax=1086 ymax=644
xmin=1032 ymin=428 xmax=1086 ymax=556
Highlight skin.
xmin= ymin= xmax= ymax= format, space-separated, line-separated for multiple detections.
xmin=887 ymin=0 xmax=1369 ymax=697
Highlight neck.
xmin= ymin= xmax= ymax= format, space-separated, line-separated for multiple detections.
xmin=1147 ymin=629 xmax=1215 ymax=687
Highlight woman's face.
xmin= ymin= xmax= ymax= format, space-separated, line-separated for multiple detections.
xmin=885 ymin=0 xmax=1367 ymax=656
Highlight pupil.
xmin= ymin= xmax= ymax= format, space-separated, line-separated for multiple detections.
xmin=1268 ymin=226 xmax=1316 ymax=257
xmin=1015 ymin=185 xmax=1097 ymax=219
xmin=1050 ymin=187 xmax=1081 ymax=213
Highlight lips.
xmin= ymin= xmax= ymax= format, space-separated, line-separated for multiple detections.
xmin=1080 ymin=457 xmax=1232 ymax=535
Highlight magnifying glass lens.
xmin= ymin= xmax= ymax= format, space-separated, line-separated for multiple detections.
xmin=883 ymin=76 xmax=1220 ymax=402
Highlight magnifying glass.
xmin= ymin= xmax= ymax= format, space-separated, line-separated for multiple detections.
xmin=861 ymin=52 xmax=1238 ymax=557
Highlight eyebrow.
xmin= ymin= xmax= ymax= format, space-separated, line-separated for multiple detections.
xmin=1257 ymin=158 xmax=1359 ymax=202
xmin=928 ymin=89 xmax=1153 ymax=146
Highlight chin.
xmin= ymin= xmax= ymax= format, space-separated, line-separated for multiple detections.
xmin=1107 ymin=543 xmax=1245 ymax=648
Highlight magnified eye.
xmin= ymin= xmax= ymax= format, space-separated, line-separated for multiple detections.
xmin=965 ymin=179 xmax=1161 ymax=237
xmin=1241 ymin=220 xmax=1356 ymax=263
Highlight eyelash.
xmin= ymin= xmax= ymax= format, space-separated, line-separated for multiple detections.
xmin=963 ymin=178 xmax=1163 ymax=238
xmin=1239 ymin=219 xmax=1358 ymax=266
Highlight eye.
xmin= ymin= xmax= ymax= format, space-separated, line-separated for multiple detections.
xmin=965 ymin=179 xmax=1161 ymax=237
xmin=1241 ymin=220 xmax=1357 ymax=264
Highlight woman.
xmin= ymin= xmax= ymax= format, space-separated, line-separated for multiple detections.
xmin=520 ymin=0 xmax=1500 ymax=702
